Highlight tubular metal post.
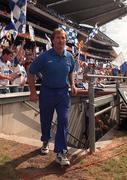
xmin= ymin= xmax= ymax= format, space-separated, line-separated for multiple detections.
xmin=116 ymin=80 xmax=120 ymax=125
xmin=88 ymin=77 xmax=95 ymax=153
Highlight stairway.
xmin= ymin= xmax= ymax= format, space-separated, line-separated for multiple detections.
xmin=120 ymin=103 xmax=127 ymax=121
xmin=119 ymin=103 xmax=127 ymax=130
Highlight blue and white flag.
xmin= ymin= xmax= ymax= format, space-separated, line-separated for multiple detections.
xmin=0 ymin=22 xmax=18 ymax=42
xmin=4 ymin=22 xmax=18 ymax=39
xmin=85 ymin=24 xmax=99 ymax=43
xmin=9 ymin=0 xmax=27 ymax=33
xmin=59 ymin=24 xmax=78 ymax=45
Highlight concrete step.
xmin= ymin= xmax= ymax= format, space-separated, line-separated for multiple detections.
xmin=120 ymin=111 xmax=127 ymax=115
xmin=121 ymin=105 xmax=127 ymax=109
xmin=120 ymin=109 xmax=127 ymax=112
xmin=120 ymin=115 xmax=127 ymax=118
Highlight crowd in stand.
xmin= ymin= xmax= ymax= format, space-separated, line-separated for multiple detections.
xmin=0 ymin=39 xmax=127 ymax=94
xmin=74 ymin=54 xmax=127 ymax=90
xmin=0 ymin=41 xmax=36 ymax=94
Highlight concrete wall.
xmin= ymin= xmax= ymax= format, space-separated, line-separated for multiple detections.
xmin=0 ymin=102 xmax=41 ymax=140
xmin=0 ymin=94 xmax=86 ymax=148
xmin=0 ymin=92 xmax=89 ymax=149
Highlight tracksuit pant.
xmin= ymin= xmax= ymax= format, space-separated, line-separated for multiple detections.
xmin=39 ymin=86 xmax=70 ymax=153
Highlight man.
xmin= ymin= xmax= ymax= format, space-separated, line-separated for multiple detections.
xmin=0 ymin=48 xmax=20 ymax=93
xmin=28 ymin=28 xmax=77 ymax=166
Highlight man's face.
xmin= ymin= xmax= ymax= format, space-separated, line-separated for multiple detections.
xmin=52 ymin=31 xmax=67 ymax=51
xmin=25 ymin=53 xmax=34 ymax=62
xmin=3 ymin=53 xmax=13 ymax=62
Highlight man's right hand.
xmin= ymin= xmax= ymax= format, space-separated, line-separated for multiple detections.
xmin=30 ymin=92 xmax=38 ymax=103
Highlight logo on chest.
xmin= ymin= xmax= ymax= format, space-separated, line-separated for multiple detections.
xmin=47 ymin=60 xmax=53 ymax=63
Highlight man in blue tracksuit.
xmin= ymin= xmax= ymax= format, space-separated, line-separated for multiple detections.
xmin=28 ymin=28 xmax=77 ymax=166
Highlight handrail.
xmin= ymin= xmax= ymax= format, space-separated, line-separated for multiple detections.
xmin=0 ymin=84 xmax=41 ymax=88
xmin=95 ymin=101 xmax=122 ymax=117
xmin=87 ymin=74 xmax=127 ymax=79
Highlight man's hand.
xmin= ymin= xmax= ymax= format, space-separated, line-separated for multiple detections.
xmin=7 ymin=72 xmax=20 ymax=81
xmin=30 ymin=92 xmax=38 ymax=103
xmin=70 ymin=84 xmax=77 ymax=96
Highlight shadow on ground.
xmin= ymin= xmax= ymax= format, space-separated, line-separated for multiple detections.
xmin=0 ymin=147 xmax=86 ymax=180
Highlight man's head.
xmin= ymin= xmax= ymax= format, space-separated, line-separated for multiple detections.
xmin=51 ymin=28 xmax=67 ymax=54
xmin=1 ymin=48 xmax=14 ymax=62
xmin=25 ymin=51 xmax=34 ymax=62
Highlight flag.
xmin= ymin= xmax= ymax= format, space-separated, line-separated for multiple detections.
xmin=3 ymin=22 xmax=18 ymax=40
xmin=59 ymin=24 xmax=78 ymax=45
xmin=45 ymin=34 xmax=52 ymax=50
xmin=29 ymin=24 xmax=35 ymax=41
xmin=85 ymin=24 xmax=99 ymax=43
xmin=9 ymin=0 xmax=27 ymax=33
xmin=0 ymin=22 xmax=17 ymax=41
xmin=0 ymin=22 xmax=18 ymax=46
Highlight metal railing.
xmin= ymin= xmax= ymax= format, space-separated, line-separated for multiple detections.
xmin=87 ymin=74 xmax=127 ymax=153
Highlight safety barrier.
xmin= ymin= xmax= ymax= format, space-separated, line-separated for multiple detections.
xmin=87 ymin=74 xmax=127 ymax=153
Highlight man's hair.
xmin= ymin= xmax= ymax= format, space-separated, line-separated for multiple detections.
xmin=51 ymin=28 xmax=67 ymax=42
xmin=2 ymin=48 xmax=13 ymax=56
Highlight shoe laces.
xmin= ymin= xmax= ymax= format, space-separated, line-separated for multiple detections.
xmin=57 ymin=151 xmax=68 ymax=159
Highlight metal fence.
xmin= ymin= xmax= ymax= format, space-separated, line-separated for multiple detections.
xmin=87 ymin=74 xmax=127 ymax=153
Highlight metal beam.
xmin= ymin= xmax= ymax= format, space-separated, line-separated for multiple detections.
xmin=88 ymin=77 xmax=95 ymax=153
xmin=88 ymin=46 xmax=114 ymax=53
xmin=87 ymin=74 xmax=127 ymax=79
xmin=87 ymin=53 xmax=114 ymax=61
xmin=64 ymin=2 xmax=119 ymax=16
xmin=80 ymin=7 xmax=127 ymax=24
xmin=97 ymin=10 xmax=127 ymax=26
xmin=47 ymin=0 xmax=71 ymax=7
xmin=27 ymin=21 xmax=52 ymax=34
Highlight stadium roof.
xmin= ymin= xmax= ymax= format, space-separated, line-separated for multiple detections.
xmin=40 ymin=0 xmax=127 ymax=26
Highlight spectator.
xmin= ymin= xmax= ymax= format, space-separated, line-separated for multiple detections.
xmin=0 ymin=48 xmax=19 ymax=93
